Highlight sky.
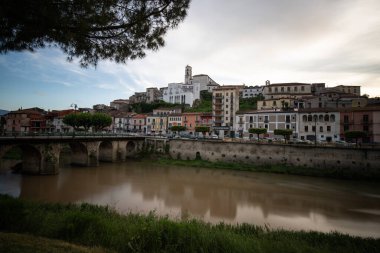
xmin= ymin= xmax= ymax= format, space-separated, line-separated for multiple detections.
xmin=0 ymin=0 xmax=379 ymax=111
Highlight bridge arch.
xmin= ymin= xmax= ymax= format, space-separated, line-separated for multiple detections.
xmin=0 ymin=144 xmax=41 ymax=174
xmin=68 ymin=142 xmax=88 ymax=166
xmin=99 ymin=141 xmax=114 ymax=162
xmin=126 ymin=141 xmax=137 ymax=158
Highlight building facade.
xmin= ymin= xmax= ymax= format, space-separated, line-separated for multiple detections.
xmin=212 ymin=85 xmax=242 ymax=137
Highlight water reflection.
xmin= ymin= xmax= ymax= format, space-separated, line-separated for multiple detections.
xmin=1 ymin=161 xmax=380 ymax=238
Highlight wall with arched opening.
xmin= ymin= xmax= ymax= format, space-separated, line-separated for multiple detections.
xmin=99 ymin=141 xmax=114 ymax=162
xmin=0 ymin=144 xmax=42 ymax=174
xmin=126 ymin=141 xmax=136 ymax=158
xmin=68 ymin=142 xmax=88 ymax=166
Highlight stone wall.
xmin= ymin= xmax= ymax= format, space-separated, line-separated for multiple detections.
xmin=168 ymin=140 xmax=380 ymax=170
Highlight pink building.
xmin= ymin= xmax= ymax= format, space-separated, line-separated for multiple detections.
xmin=340 ymin=106 xmax=380 ymax=143
xmin=182 ymin=112 xmax=201 ymax=135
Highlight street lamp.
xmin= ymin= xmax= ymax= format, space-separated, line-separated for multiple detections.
xmin=70 ymin=103 xmax=78 ymax=112
xmin=313 ymin=114 xmax=317 ymax=145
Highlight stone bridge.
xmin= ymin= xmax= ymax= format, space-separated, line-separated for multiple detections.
xmin=0 ymin=136 xmax=149 ymax=175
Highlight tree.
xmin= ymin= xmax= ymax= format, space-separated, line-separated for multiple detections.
xmin=195 ymin=126 xmax=210 ymax=138
xmin=0 ymin=0 xmax=190 ymax=67
xmin=170 ymin=125 xmax=186 ymax=135
xmin=92 ymin=113 xmax=112 ymax=132
xmin=274 ymin=129 xmax=293 ymax=143
xmin=345 ymin=131 xmax=367 ymax=147
xmin=248 ymin=128 xmax=267 ymax=140
xmin=63 ymin=113 xmax=81 ymax=130
xmin=77 ymin=113 xmax=92 ymax=131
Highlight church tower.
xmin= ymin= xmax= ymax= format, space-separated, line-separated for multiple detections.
xmin=185 ymin=65 xmax=192 ymax=84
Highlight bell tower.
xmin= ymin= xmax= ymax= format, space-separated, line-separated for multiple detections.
xmin=185 ymin=65 xmax=192 ymax=84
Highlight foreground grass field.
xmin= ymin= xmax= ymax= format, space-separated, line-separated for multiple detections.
xmin=0 ymin=195 xmax=379 ymax=253
xmin=155 ymin=158 xmax=380 ymax=180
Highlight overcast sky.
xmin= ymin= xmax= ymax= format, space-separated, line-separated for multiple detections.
xmin=0 ymin=0 xmax=379 ymax=111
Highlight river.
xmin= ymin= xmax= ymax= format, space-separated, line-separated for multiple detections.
xmin=1 ymin=161 xmax=380 ymax=238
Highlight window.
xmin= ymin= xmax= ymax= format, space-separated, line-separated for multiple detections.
xmin=303 ymin=115 xmax=307 ymax=122
xmin=263 ymin=101 xmax=266 ymax=106
xmin=312 ymin=126 xmax=316 ymax=132
xmin=344 ymin=115 xmax=349 ymax=123
xmin=265 ymin=124 xmax=268 ymax=129
xmin=363 ymin=114 xmax=369 ymax=122
xmin=320 ymin=126 xmax=323 ymax=132
xmin=327 ymin=126 xmax=331 ymax=132
xmin=363 ymin=125 xmax=369 ymax=131
xmin=286 ymin=124 xmax=290 ymax=129
xmin=275 ymin=87 xmax=278 ymax=92
xmin=225 ymin=117 xmax=228 ymax=121
xmin=287 ymin=87 xmax=290 ymax=92
xmin=273 ymin=101 xmax=277 ymax=106
xmin=269 ymin=87 xmax=272 ymax=92
xmin=281 ymin=87 xmax=284 ymax=92
xmin=286 ymin=115 xmax=290 ymax=122
xmin=226 ymin=111 xmax=229 ymax=114
xmin=330 ymin=115 xmax=335 ymax=122
xmin=305 ymin=126 xmax=308 ymax=132
xmin=294 ymin=87 xmax=298 ymax=92
xmin=324 ymin=115 xmax=329 ymax=121
xmin=308 ymin=115 xmax=312 ymax=121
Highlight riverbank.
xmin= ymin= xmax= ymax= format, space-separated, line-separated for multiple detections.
xmin=152 ymin=157 xmax=380 ymax=180
xmin=0 ymin=195 xmax=379 ymax=253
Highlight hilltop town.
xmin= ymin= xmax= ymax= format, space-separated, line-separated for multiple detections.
xmin=1 ymin=65 xmax=380 ymax=144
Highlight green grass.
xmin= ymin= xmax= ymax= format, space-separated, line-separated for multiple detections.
xmin=0 ymin=195 xmax=379 ymax=253
xmin=155 ymin=158 xmax=380 ymax=180
xmin=0 ymin=232 xmax=113 ymax=253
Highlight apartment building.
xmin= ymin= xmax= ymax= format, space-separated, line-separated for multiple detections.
xmin=182 ymin=112 xmax=202 ymax=135
xmin=298 ymin=109 xmax=340 ymax=142
xmin=262 ymin=82 xmax=312 ymax=100
xmin=146 ymin=114 xmax=168 ymax=135
xmin=235 ymin=110 xmax=298 ymax=138
xmin=340 ymin=107 xmax=379 ymax=143
xmin=241 ymin=85 xmax=263 ymax=98
xmin=5 ymin=108 xmax=46 ymax=133
xmin=212 ymin=85 xmax=242 ymax=137
xmin=130 ymin=114 xmax=147 ymax=133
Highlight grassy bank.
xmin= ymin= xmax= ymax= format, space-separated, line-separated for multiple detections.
xmin=154 ymin=158 xmax=380 ymax=180
xmin=0 ymin=195 xmax=379 ymax=253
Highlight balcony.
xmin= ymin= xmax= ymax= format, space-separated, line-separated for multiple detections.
xmin=264 ymin=119 xmax=269 ymax=123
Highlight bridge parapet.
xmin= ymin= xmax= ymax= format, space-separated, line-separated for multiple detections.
xmin=0 ymin=136 xmax=145 ymax=174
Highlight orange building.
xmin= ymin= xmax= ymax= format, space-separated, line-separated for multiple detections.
xmin=182 ymin=112 xmax=202 ymax=135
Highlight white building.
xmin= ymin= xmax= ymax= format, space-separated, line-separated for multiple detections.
xmin=235 ymin=110 xmax=298 ymax=138
xmin=298 ymin=110 xmax=340 ymax=142
xmin=162 ymin=65 xmax=219 ymax=107
xmin=241 ymin=85 xmax=263 ymax=98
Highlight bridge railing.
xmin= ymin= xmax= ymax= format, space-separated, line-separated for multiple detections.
xmin=0 ymin=131 xmax=145 ymax=138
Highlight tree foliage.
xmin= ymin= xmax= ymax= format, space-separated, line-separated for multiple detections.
xmin=195 ymin=126 xmax=210 ymax=137
xmin=170 ymin=125 xmax=186 ymax=134
xmin=345 ymin=131 xmax=367 ymax=147
xmin=92 ymin=113 xmax=112 ymax=132
xmin=248 ymin=128 xmax=267 ymax=140
xmin=62 ymin=113 xmax=81 ymax=130
xmin=63 ymin=112 xmax=112 ymax=131
xmin=274 ymin=129 xmax=293 ymax=143
xmin=0 ymin=0 xmax=190 ymax=67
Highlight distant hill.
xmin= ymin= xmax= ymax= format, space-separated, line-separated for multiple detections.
xmin=0 ymin=109 xmax=9 ymax=116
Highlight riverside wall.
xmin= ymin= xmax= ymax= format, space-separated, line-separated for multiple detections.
xmin=168 ymin=140 xmax=380 ymax=170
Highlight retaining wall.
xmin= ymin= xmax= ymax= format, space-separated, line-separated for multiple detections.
xmin=169 ymin=140 xmax=380 ymax=170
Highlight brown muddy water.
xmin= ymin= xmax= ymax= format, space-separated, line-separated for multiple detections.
xmin=1 ymin=161 xmax=380 ymax=238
